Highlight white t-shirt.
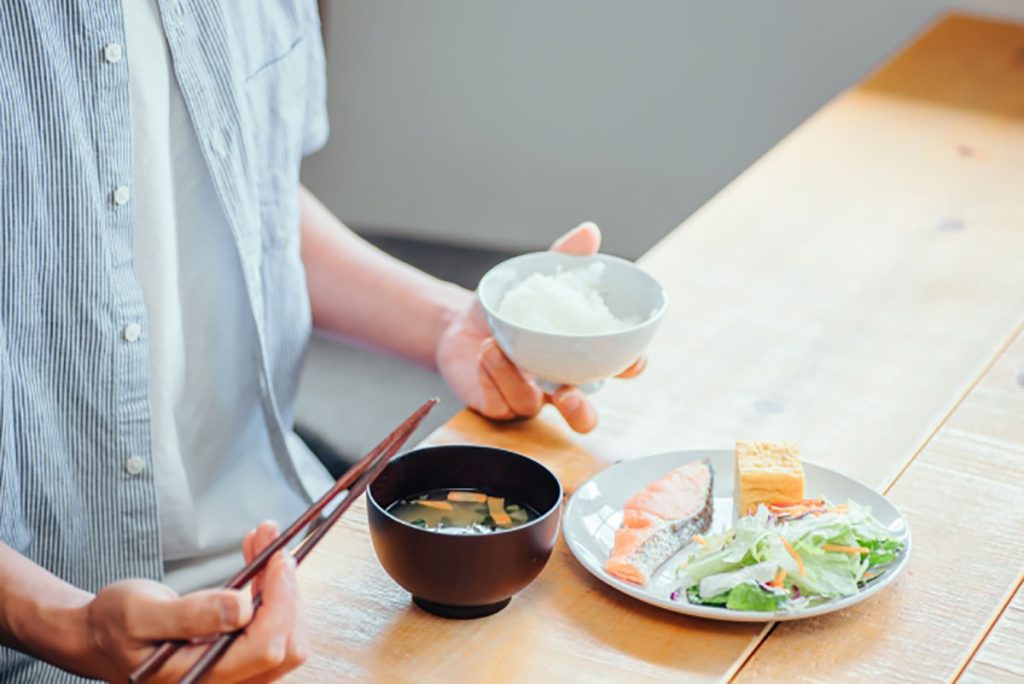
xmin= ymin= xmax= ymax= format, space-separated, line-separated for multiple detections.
xmin=124 ymin=0 xmax=333 ymax=593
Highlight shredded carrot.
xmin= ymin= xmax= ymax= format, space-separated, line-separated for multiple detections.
xmin=767 ymin=567 xmax=787 ymax=588
xmin=779 ymin=536 xmax=806 ymax=576
xmin=864 ymin=572 xmax=875 ymax=580
xmin=822 ymin=544 xmax=870 ymax=554
xmin=447 ymin=491 xmax=487 ymax=503
xmin=487 ymin=496 xmax=512 ymax=526
xmin=770 ymin=497 xmax=856 ymax=524
xmin=769 ymin=498 xmax=823 ymax=510
xmin=768 ymin=498 xmax=837 ymax=521
xmin=692 ymin=534 xmax=708 ymax=547
xmin=415 ymin=500 xmax=453 ymax=511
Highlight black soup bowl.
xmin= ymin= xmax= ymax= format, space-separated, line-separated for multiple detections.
xmin=367 ymin=444 xmax=562 ymax=619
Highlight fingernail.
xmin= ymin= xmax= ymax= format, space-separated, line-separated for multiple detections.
xmin=560 ymin=391 xmax=581 ymax=412
xmin=222 ymin=591 xmax=250 ymax=627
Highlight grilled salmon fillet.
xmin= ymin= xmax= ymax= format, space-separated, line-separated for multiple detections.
xmin=604 ymin=459 xmax=714 ymax=585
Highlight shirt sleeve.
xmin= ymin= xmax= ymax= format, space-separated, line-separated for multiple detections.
xmin=302 ymin=1 xmax=330 ymax=157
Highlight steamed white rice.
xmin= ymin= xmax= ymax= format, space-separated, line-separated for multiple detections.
xmin=496 ymin=262 xmax=638 ymax=334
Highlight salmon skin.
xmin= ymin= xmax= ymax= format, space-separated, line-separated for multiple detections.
xmin=604 ymin=459 xmax=714 ymax=586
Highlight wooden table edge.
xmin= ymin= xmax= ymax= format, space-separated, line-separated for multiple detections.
xmin=953 ymin=573 xmax=1024 ymax=682
xmin=880 ymin=320 xmax=1024 ymax=497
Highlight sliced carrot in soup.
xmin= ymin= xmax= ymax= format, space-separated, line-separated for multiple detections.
xmin=487 ymin=496 xmax=512 ymax=526
xmin=447 ymin=491 xmax=487 ymax=503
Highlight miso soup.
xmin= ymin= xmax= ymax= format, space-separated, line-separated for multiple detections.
xmin=387 ymin=488 xmax=538 ymax=534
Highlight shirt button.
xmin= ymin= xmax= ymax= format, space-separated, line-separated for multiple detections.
xmin=112 ymin=185 xmax=131 ymax=206
xmin=122 ymin=322 xmax=142 ymax=342
xmin=103 ymin=43 xmax=123 ymax=64
xmin=125 ymin=456 xmax=145 ymax=476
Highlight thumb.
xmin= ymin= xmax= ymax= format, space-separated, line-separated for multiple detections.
xmin=550 ymin=221 xmax=601 ymax=255
xmin=131 ymin=588 xmax=254 ymax=641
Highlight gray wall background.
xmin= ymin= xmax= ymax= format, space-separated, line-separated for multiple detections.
xmin=301 ymin=1 xmax=1024 ymax=259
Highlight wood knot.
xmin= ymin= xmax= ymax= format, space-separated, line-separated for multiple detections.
xmin=956 ymin=144 xmax=975 ymax=158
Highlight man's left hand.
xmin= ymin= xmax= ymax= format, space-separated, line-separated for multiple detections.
xmin=435 ymin=222 xmax=645 ymax=434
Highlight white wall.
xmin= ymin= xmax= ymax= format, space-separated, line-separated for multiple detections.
xmin=301 ymin=0 xmax=1024 ymax=259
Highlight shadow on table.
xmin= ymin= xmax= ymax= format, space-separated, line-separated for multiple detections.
xmin=860 ymin=14 xmax=1024 ymax=119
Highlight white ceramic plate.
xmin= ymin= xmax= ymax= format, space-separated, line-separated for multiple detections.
xmin=563 ymin=450 xmax=911 ymax=622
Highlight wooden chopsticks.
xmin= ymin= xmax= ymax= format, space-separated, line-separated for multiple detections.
xmin=128 ymin=398 xmax=438 ymax=684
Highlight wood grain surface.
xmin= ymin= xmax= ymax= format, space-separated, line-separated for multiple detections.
xmin=288 ymin=13 xmax=1024 ymax=683
xmin=959 ymin=583 xmax=1024 ymax=683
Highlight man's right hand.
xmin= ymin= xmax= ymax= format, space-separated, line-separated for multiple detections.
xmin=82 ymin=521 xmax=308 ymax=683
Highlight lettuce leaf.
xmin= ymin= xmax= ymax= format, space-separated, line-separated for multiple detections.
xmin=725 ymin=582 xmax=787 ymax=612
xmin=675 ymin=500 xmax=904 ymax=611
xmin=687 ymin=585 xmax=728 ymax=606
xmin=698 ymin=562 xmax=777 ymax=600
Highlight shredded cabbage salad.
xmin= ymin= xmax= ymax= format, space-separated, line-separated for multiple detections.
xmin=673 ymin=501 xmax=904 ymax=612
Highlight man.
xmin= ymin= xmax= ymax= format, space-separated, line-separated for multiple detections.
xmin=0 ymin=2 xmax=640 ymax=682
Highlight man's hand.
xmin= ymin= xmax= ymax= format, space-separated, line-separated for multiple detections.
xmin=83 ymin=522 xmax=307 ymax=683
xmin=298 ymin=191 xmax=644 ymax=432
xmin=436 ymin=222 xmax=646 ymax=433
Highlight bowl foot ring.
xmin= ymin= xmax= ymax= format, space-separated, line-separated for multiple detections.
xmin=412 ymin=596 xmax=511 ymax=619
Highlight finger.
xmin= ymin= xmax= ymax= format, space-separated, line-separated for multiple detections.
xmin=478 ymin=367 xmax=517 ymax=421
xmin=550 ymin=221 xmax=601 ymax=255
xmin=211 ymin=552 xmax=301 ymax=682
xmin=251 ymin=521 xmax=279 ymax=555
xmin=480 ymin=340 xmax=543 ymax=417
xmin=235 ymin=612 xmax=310 ymax=684
xmin=243 ymin=529 xmax=255 ymax=565
xmin=250 ymin=521 xmax=280 ymax=597
xmin=473 ymin=363 xmax=516 ymax=421
xmin=549 ymin=386 xmax=598 ymax=433
xmin=128 ymin=588 xmax=253 ymax=642
xmin=615 ymin=356 xmax=647 ymax=379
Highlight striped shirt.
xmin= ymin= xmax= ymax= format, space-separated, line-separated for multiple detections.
xmin=0 ymin=1 xmax=328 ymax=680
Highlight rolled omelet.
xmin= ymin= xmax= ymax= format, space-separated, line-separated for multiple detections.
xmin=734 ymin=441 xmax=805 ymax=516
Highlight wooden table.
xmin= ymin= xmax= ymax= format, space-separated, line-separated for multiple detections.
xmin=291 ymin=13 xmax=1024 ymax=682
